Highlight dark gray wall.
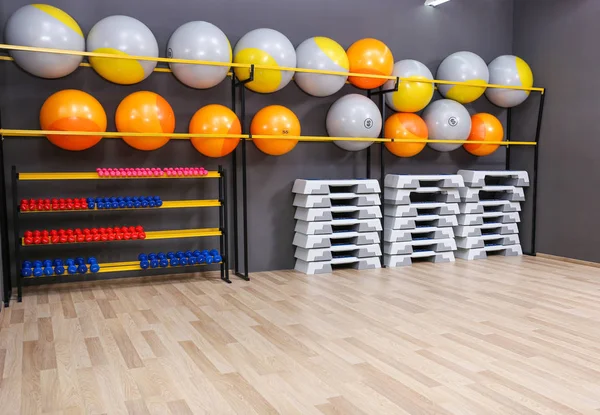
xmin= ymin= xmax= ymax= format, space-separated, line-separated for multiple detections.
xmin=513 ymin=0 xmax=600 ymax=263
xmin=1 ymin=0 xmax=515 ymax=277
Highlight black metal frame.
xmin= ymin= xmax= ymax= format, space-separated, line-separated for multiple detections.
xmin=10 ymin=165 xmax=231 ymax=302
xmin=0 ymin=134 xmax=12 ymax=307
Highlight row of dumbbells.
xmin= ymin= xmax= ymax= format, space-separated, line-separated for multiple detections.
xmin=23 ymin=226 xmax=146 ymax=245
xmin=97 ymin=167 xmax=209 ymax=178
xmin=22 ymin=257 xmax=100 ymax=277
xmin=20 ymin=196 xmax=163 ymax=212
xmin=138 ymin=249 xmax=222 ymax=269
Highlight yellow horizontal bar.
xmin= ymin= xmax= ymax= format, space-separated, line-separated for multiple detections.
xmin=249 ymin=135 xmax=536 ymax=145
xmin=0 ymin=129 xmax=247 ymax=139
xmin=0 ymin=44 xmax=544 ymax=92
xmin=19 ymin=199 xmax=221 ymax=213
xmin=18 ymin=172 xmax=220 ymax=181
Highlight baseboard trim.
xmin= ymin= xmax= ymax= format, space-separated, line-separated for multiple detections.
xmin=537 ymin=253 xmax=600 ymax=268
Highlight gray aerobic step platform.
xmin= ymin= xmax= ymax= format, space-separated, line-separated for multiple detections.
xmin=384 ymin=174 xmax=464 ymax=189
xmin=384 ymin=251 xmax=455 ymax=267
xmin=295 ymin=243 xmax=381 ymax=262
xmin=293 ymin=179 xmax=381 ymax=195
xmin=457 ymin=211 xmax=521 ymax=226
xmin=458 ymin=200 xmax=521 ymax=214
xmin=455 ymin=244 xmax=523 ymax=260
xmin=386 ymin=214 xmax=458 ymax=230
xmin=295 ymin=205 xmax=382 ymax=222
xmin=293 ymin=231 xmax=380 ymax=249
xmin=294 ymin=193 xmax=381 ymax=208
xmin=295 ymin=256 xmax=381 ymax=275
xmin=455 ymin=233 xmax=521 ymax=249
xmin=385 ymin=187 xmax=461 ymax=205
xmin=453 ymin=222 xmax=519 ymax=238
xmin=384 ymin=227 xmax=455 ymax=243
xmin=458 ymin=170 xmax=530 ymax=188
xmin=295 ymin=218 xmax=382 ymax=235
xmin=459 ymin=186 xmax=525 ymax=203
xmin=384 ymin=202 xmax=460 ymax=218
xmin=384 ymin=238 xmax=457 ymax=255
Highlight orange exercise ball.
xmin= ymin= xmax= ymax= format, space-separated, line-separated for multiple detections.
xmin=115 ymin=91 xmax=175 ymax=151
xmin=189 ymin=104 xmax=241 ymax=158
xmin=347 ymin=38 xmax=394 ymax=90
xmin=250 ymin=105 xmax=300 ymax=156
xmin=384 ymin=113 xmax=428 ymax=157
xmin=40 ymin=89 xmax=107 ymax=151
xmin=464 ymin=113 xmax=504 ymax=156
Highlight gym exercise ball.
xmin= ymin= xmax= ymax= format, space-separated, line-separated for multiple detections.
xmin=437 ymin=51 xmax=489 ymax=104
xmin=250 ymin=105 xmax=300 ymax=156
xmin=87 ymin=15 xmax=159 ymax=85
xmin=5 ymin=4 xmax=84 ymax=78
xmin=486 ymin=55 xmax=534 ymax=108
xmin=464 ymin=113 xmax=504 ymax=156
xmin=326 ymin=94 xmax=382 ymax=152
xmin=384 ymin=113 xmax=428 ymax=158
xmin=167 ymin=21 xmax=232 ymax=89
xmin=422 ymin=99 xmax=471 ymax=152
xmin=384 ymin=60 xmax=434 ymax=113
xmin=295 ymin=37 xmax=349 ymax=97
xmin=116 ymin=91 xmax=175 ymax=151
xmin=347 ymin=38 xmax=394 ymax=90
xmin=189 ymin=105 xmax=241 ymax=158
xmin=40 ymin=90 xmax=106 ymax=151
xmin=233 ymin=28 xmax=296 ymax=93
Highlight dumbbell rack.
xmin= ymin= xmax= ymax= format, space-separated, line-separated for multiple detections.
xmin=383 ymin=174 xmax=463 ymax=267
xmin=455 ymin=170 xmax=529 ymax=260
xmin=11 ymin=165 xmax=230 ymax=302
xmin=292 ymin=179 xmax=382 ymax=275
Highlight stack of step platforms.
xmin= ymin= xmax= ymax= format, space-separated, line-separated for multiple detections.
xmin=293 ymin=179 xmax=382 ymax=274
xmin=455 ymin=170 xmax=530 ymax=260
xmin=383 ymin=174 xmax=463 ymax=267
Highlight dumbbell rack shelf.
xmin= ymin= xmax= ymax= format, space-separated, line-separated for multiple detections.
xmin=11 ymin=166 xmax=231 ymax=302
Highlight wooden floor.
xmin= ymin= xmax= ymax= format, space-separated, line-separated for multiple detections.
xmin=1 ymin=256 xmax=600 ymax=414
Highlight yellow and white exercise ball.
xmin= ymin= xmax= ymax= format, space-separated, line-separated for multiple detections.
xmin=5 ymin=4 xmax=84 ymax=78
xmin=384 ymin=59 xmax=434 ymax=113
xmin=167 ymin=21 xmax=231 ymax=89
xmin=233 ymin=28 xmax=296 ymax=93
xmin=87 ymin=15 xmax=159 ymax=85
xmin=486 ymin=55 xmax=534 ymax=108
xmin=437 ymin=51 xmax=489 ymax=104
xmin=326 ymin=94 xmax=382 ymax=152
xmin=295 ymin=36 xmax=349 ymax=97
xmin=422 ymin=99 xmax=471 ymax=152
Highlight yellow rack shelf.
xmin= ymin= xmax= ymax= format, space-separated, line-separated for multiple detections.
xmin=18 ymin=171 xmax=220 ymax=180
xmin=19 ymin=199 xmax=220 ymax=213
xmin=0 ymin=44 xmax=545 ymax=92
xmin=21 ymin=227 xmax=221 ymax=246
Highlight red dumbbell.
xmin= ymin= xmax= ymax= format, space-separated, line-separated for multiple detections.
xmin=82 ymin=202 xmax=88 ymax=209
xmin=66 ymin=198 xmax=73 ymax=204
xmin=74 ymin=228 xmax=82 ymax=235
xmin=83 ymin=228 xmax=90 ymax=235
xmin=68 ymin=235 xmax=76 ymax=243
xmin=51 ymin=198 xmax=58 ymax=204
xmin=123 ymin=233 xmax=131 ymax=240
xmin=24 ymin=230 xmax=33 ymax=238
xmin=59 ymin=235 xmax=68 ymax=244
xmin=99 ymin=227 xmax=106 ymax=234
xmin=74 ymin=202 xmax=81 ymax=210
xmin=66 ymin=203 xmax=74 ymax=210
xmin=135 ymin=225 xmax=144 ymax=232
xmin=138 ymin=231 xmax=146 ymax=240
xmin=20 ymin=203 xmax=29 ymax=212
xmin=108 ymin=233 xmax=115 ymax=241
xmin=115 ymin=233 xmax=123 ymax=241
xmin=131 ymin=232 xmax=139 ymax=240
xmin=44 ymin=198 xmax=51 ymax=205
xmin=100 ymin=234 xmax=108 ymax=242
xmin=51 ymin=203 xmax=58 ymax=210
xmin=33 ymin=230 xmax=41 ymax=237
xmin=93 ymin=234 xmax=101 ymax=241
xmin=42 ymin=230 xmax=49 ymax=236
xmin=85 ymin=234 xmax=93 ymax=242
xmin=41 ymin=236 xmax=50 ymax=244
xmin=23 ymin=237 xmax=33 ymax=245
xmin=106 ymin=227 xmax=113 ymax=234
xmin=51 ymin=235 xmax=59 ymax=244
xmin=33 ymin=236 xmax=42 ymax=245
xmin=50 ymin=230 xmax=58 ymax=236
xmin=91 ymin=228 xmax=98 ymax=235
xmin=76 ymin=234 xmax=85 ymax=242
xmin=66 ymin=229 xmax=74 ymax=235
xmin=128 ymin=226 xmax=136 ymax=233
xmin=121 ymin=226 xmax=128 ymax=233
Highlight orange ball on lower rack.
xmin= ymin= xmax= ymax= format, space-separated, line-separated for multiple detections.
xmin=464 ymin=113 xmax=504 ymax=156
xmin=116 ymin=91 xmax=175 ymax=151
xmin=40 ymin=89 xmax=107 ymax=151
xmin=250 ymin=105 xmax=301 ymax=156
xmin=384 ymin=113 xmax=428 ymax=157
xmin=189 ymin=104 xmax=241 ymax=158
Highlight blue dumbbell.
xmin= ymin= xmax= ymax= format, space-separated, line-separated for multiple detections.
xmin=21 ymin=267 xmax=32 ymax=277
xmin=75 ymin=257 xmax=85 ymax=265
xmin=90 ymin=263 xmax=100 ymax=273
xmin=125 ymin=196 xmax=132 ymax=202
xmin=155 ymin=200 xmax=163 ymax=207
xmin=53 ymin=259 xmax=63 ymax=267
xmin=209 ymin=249 xmax=219 ymax=257
xmin=141 ymin=200 xmax=149 ymax=208
xmin=205 ymin=256 xmax=214 ymax=265
xmin=33 ymin=260 xmax=43 ymax=268
xmin=127 ymin=201 xmax=134 ymax=208
xmin=180 ymin=257 xmax=189 ymax=266
xmin=67 ymin=265 xmax=77 ymax=275
xmin=97 ymin=202 xmax=105 ymax=209
xmin=87 ymin=197 xmax=95 ymax=205
xmin=185 ymin=250 xmax=193 ymax=258
xmin=213 ymin=254 xmax=222 ymax=263
xmin=117 ymin=196 xmax=124 ymax=202
xmin=176 ymin=251 xmax=184 ymax=259
xmin=102 ymin=197 xmax=110 ymax=203
xmin=65 ymin=258 xmax=75 ymax=266
xmin=43 ymin=259 xmax=53 ymax=268
xmin=33 ymin=267 xmax=43 ymax=278
xmin=140 ymin=260 xmax=149 ymax=269
xmin=197 ymin=255 xmax=205 ymax=264
xmin=119 ymin=201 xmax=126 ymax=209
xmin=77 ymin=264 xmax=88 ymax=274
xmin=170 ymin=258 xmax=180 ymax=267
xmin=201 ymin=250 xmax=209 ymax=256
xmin=157 ymin=252 xmax=166 ymax=260
xmin=134 ymin=201 xmax=142 ymax=208
xmin=153 ymin=196 xmax=161 ymax=202
xmin=110 ymin=196 xmax=117 ymax=203
xmin=138 ymin=253 xmax=148 ymax=261
xmin=95 ymin=197 xmax=103 ymax=203
xmin=88 ymin=202 xmax=96 ymax=209
xmin=193 ymin=250 xmax=201 ymax=257
xmin=148 ymin=253 xmax=157 ymax=261
xmin=111 ymin=202 xmax=119 ymax=209
xmin=133 ymin=196 xmax=139 ymax=202
xmin=55 ymin=265 xmax=65 ymax=275
xmin=43 ymin=267 xmax=53 ymax=276
xmin=167 ymin=252 xmax=175 ymax=259
xmin=148 ymin=201 xmax=156 ymax=208
xmin=150 ymin=259 xmax=159 ymax=268
xmin=189 ymin=256 xmax=197 ymax=266
xmin=22 ymin=260 xmax=32 ymax=269
xmin=159 ymin=259 xmax=168 ymax=268
xmin=87 ymin=257 xmax=97 ymax=265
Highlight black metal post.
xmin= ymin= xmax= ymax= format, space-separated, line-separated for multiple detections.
xmin=230 ymin=76 xmax=240 ymax=274
xmin=222 ymin=168 xmax=230 ymax=283
xmin=0 ymin=135 xmax=11 ymax=307
xmin=530 ymin=92 xmax=546 ymax=256
xmin=10 ymin=167 xmax=21 ymax=302
xmin=218 ymin=165 xmax=225 ymax=282
xmin=505 ymin=108 xmax=512 ymax=170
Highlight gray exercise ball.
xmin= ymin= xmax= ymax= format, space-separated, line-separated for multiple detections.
xmin=326 ymin=94 xmax=382 ymax=152
xmin=422 ymin=99 xmax=471 ymax=152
